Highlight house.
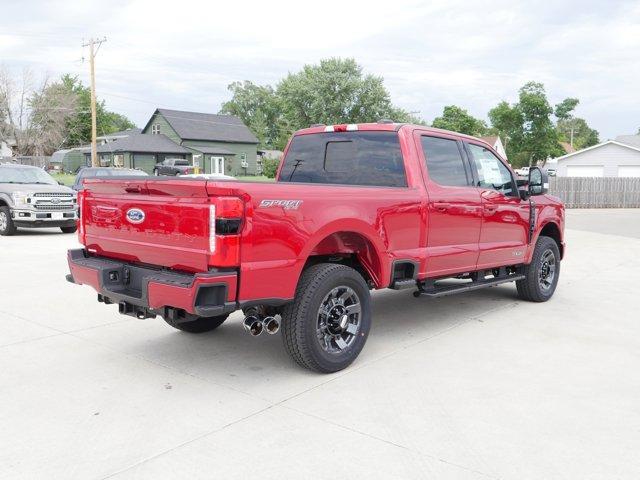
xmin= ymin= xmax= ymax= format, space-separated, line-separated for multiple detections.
xmin=93 ymin=134 xmax=192 ymax=173
xmin=54 ymin=109 xmax=259 ymax=176
xmin=142 ymin=109 xmax=259 ymax=176
xmin=51 ymin=147 xmax=90 ymax=173
xmin=553 ymin=136 xmax=640 ymax=177
xmin=480 ymin=136 xmax=507 ymax=159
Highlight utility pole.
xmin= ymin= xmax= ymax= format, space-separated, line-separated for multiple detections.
xmin=82 ymin=37 xmax=107 ymax=167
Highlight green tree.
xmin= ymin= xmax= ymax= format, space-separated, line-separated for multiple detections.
xmin=277 ymin=58 xmax=418 ymax=134
xmin=553 ymin=97 xmax=599 ymax=149
xmin=261 ymin=157 xmax=280 ymax=178
xmin=220 ymin=81 xmax=285 ymax=149
xmin=221 ymin=58 xmax=421 ymax=150
xmin=554 ymin=98 xmax=579 ymax=120
xmin=557 ymin=118 xmax=599 ymax=149
xmin=61 ymin=74 xmax=136 ymax=146
xmin=489 ymin=82 xmax=564 ymax=167
xmin=431 ymin=105 xmax=487 ymax=136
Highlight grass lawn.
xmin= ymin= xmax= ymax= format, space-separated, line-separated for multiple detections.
xmin=235 ymin=175 xmax=273 ymax=182
xmin=51 ymin=173 xmax=76 ymax=186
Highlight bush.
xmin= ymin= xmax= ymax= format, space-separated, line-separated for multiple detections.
xmin=262 ymin=157 xmax=280 ymax=179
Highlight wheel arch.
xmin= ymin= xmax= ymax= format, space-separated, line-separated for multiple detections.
xmin=538 ymin=221 xmax=563 ymax=258
xmin=300 ymin=224 xmax=389 ymax=289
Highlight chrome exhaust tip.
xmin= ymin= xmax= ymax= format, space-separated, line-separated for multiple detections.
xmin=243 ymin=316 xmax=263 ymax=336
xmin=262 ymin=316 xmax=280 ymax=335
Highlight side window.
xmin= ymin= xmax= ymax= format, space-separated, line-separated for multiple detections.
xmin=421 ymin=136 xmax=469 ymax=187
xmin=467 ymin=144 xmax=515 ymax=196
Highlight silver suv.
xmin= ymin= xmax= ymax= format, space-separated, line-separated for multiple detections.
xmin=0 ymin=164 xmax=78 ymax=236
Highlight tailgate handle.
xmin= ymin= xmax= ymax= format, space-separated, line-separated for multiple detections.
xmin=124 ymin=185 xmax=141 ymax=193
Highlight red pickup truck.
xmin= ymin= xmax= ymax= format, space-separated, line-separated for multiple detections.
xmin=67 ymin=122 xmax=564 ymax=373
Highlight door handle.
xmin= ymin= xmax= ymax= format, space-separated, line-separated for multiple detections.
xmin=124 ymin=185 xmax=141 ymax=193
xmin=433 ymin=202 xmax=450 ymax=212
xmin=484 ymin=205 xmax=498 ymax=213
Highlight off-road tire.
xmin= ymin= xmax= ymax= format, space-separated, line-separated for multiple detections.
xmin=60 ymin=226 xmax=78 ymax=234
xmin=0 ymin=206 xmax=16 ymax=236
xmin=163 ymin=314 xmax=229 ymax=333
xmin=281 ymin=263 xmax=371 ymax=373
xmin=516 ymin=235 xmax=561 ymax=302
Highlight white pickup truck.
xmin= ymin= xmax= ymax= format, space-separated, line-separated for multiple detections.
xmin=0 ymin=164 xmax=78 ymax=235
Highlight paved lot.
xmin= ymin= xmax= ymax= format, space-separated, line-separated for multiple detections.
xmin=1 ymin=210 xmax=640 ymax=479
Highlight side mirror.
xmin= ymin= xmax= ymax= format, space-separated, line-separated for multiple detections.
xmin=528 ymin=167 xmax=549 ymax=195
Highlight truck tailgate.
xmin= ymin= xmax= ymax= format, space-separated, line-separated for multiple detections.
xmin=81 ymin=178 xmax=212 ymax=272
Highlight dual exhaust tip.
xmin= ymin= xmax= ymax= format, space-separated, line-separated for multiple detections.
xmin=243 ymin=315 xmax=280 ymax=336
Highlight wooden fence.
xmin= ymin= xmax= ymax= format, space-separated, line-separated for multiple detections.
xmin=549 ymin=177 xmax=640 ymax=208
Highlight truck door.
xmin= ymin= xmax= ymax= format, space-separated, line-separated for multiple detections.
xmin=465 ymin=142 xmax=529 ymax=268
xmin=417 ymin=133 xmax=483 ymax=277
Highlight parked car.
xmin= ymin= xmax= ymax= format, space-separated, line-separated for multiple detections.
xmin=72 ymin=167 xmax=148 ymax=191
xmin=515 ymin=166 xmax=531 ymax=176
xmin=67 ymin=123 xmax=565 ymax=373
xmin=153 ymin=158 xmax=195 ymax=176
xmin=0 ymin=164 xmax=78 ymax=235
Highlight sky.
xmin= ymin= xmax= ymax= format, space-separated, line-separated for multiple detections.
xmin=1 ymin=0 xmax=639 ymax=140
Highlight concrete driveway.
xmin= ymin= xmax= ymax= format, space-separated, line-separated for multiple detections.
xmin=1 ymin=210 xmax=639 ymax=479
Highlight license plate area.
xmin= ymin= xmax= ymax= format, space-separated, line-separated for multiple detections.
xmin=52 ymin=212 xmax=64 ymax=220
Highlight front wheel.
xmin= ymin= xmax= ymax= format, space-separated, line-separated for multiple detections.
xmin=0 ymin=206 xmax=16 ymax=236
xmin=281 ymin=263 xmax=371 ymax=373
xmin=516 ymin=235 xmax=561 ymax=302
xmin=163 ymin=313 xmax=228 ymax=333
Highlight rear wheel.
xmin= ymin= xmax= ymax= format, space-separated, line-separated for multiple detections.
xmin=516 ymin=235 xmax=561 ymax=302
xmin=163 ymin=313 xmax=228 ymax=333
xmin=0 ymin=206 xmax=16 ymax=236
xmin=281 ymin=263 xmax=371 ymax=373
xmin=60 ymin=226 xmax=77 ymax=234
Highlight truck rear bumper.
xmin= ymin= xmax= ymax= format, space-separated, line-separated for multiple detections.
xmin=66 ymin=249 xmax=237 ymax=318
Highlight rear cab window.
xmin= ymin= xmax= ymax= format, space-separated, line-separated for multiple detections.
xmin=420 ymin=136 xmax=470 ymax=187
xmin=278 ymin=131 xmax=407 ymax=187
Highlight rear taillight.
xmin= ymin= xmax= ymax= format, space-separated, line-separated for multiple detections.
xmin=209 ymin=196 xmax=244 ymax=267
xmin=77 ymin=190 xmax=86 ymax=243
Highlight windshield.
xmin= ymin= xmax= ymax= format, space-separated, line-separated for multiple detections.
xmin=0 ymin=167 xmax=57 ymax=185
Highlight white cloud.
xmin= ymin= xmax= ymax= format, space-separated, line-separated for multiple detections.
xmin=2 ymin=0 xmax=638 ymax=138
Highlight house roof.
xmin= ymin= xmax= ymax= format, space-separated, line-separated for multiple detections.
xmin=98 ymin=128 xmax=142 ymax=140
xmin=95 ymin=133 xmax=191 ymax=154
xmin=188 ymin=146 xmax=236 ymax=155
xmin=145 ymin=109 xmax=259 ymax=144
xmin=615 ymin=135 xmax=640 ymax=148
xmin=559 ymin=142 xmax=576 ymax=154
xmin=553 ymin=140 xmax=640 ymax=162
xmin=480 ymin=136 xmax=499 ymax=145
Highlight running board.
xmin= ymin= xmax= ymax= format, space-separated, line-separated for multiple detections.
xmin=414 ymin=275 xmax=525 ymax=298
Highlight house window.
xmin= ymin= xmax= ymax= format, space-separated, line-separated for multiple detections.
xmin=113 ymin=154 xmax=124 ymax=167
xmin=151 ymin=124 xmax=161 ymax=135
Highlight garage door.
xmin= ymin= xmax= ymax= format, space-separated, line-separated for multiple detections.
xmin=618 ymin=166 xmax=640 ymax=177
xmin=132 ymin=154 xmax=157 ymax=174
xmin=566 ymin=165 xmax=603 ymax=177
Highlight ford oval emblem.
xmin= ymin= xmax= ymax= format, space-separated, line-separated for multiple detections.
xmin=126 ymin=208 xmax=145 ymax=224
